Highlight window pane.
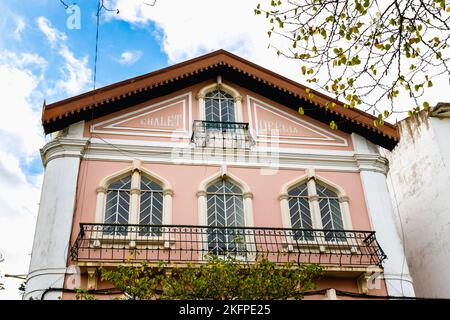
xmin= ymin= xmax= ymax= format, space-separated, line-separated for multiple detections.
xmin=204 ymin=90 xmax=235 ymax=123
xmin=139 ymin=177 xmax=164 ymax=236
xmin=317 ymin=185 xmax=345 ymax=241
xmin=288 ymin=184 xmax=314 ymax=241
xmin=108 ymin=175 xmax=132 ymax=190
xmin=221 ymin=99 xmax=235 ymax=122
xmin=316 ymin=184 xmax=337 ymax=198
xmin=104 ymin=176 xmax=131 ymax=235
xmin=288 ymin=183 xmax=308 ymax=197
xmin=141 ymin=176 xmax=163 ymax=191
xmin=104 ymin=190 xmax=130 ymax=236
xmin=206 ymin=179 xmax=245 ymax=255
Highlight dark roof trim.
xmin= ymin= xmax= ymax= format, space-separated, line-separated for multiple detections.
xmin=42 ymin=49 xmax=398 ymax=149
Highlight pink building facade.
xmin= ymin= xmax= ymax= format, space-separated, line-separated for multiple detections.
xmin=25 ymin=50 xmax=414 ymax=300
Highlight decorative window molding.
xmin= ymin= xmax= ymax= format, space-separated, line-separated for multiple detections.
xmin=197 ymin=168 xmax=255 ymax=258
xmin=279 ymin=168 xmax=353 ymax=237
xmin=196 ymin=76 xmax=243 ymax=122
xmin=95 ymin=160 xmax=174 ymax=231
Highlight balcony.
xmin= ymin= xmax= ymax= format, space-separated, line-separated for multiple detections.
xmin=191 ymin=120 xmax=254 ymax=149
xmin=70 ymin=223 xmax=386 ymax=268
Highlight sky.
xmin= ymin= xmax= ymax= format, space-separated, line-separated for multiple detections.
xmin=0 ymin=0 xmax=448 ymax=300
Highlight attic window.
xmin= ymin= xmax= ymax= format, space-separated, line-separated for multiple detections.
xmin=204 ymin=90 xmax=236 ymax=123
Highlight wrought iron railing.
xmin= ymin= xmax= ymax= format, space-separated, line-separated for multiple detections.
xmin=191 ymin=120 xmax=255 ymax=149
xmin=71 ymin=223 xmax=386 ymax=267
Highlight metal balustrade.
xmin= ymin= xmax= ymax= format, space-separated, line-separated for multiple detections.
xmin=191 ymin=120 xmax=255 ymax=149
xmin=71 ymin=223 xmax=386 ymax=267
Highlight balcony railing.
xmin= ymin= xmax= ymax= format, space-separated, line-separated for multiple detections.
xmin=191 ymin=120 xmax=255 ymax=149
xmin=71 ymin=223 xmax=386 ymax=267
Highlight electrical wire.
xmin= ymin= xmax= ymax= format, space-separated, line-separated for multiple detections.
xmin=93 ymin=1 xmax=101 ymax=90
xmin=39 ymin=286 xmax=432 ymax=300
xmin=384 ymin=149 xmax=408 ymax=297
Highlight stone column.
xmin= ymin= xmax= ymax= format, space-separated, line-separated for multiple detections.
xmin=163 ymin=189 xmax=174 ymax=248
xmin=196 ymin=190 xmax=208 ymax=256
xmin=24 ymin=122 xmax=87 ymax=300
xmin=352 ymin=133 xmax=415 ymax=297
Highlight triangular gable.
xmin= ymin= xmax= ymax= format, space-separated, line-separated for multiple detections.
xmin=91 ymin=93 xmax=192 ymax=138
xmin=42 ymin=50 xmax=398 ymax=150
xmin=247 ymin=96 xmax=348 ymax=147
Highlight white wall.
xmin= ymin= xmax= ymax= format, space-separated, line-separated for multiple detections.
xmin=430 ymin=117 xmax=450 ymax=180
xmin=387 ymin=114 xmax=450 ymax=298
xmin=352 ymin=134 xmax=415 ymax=297
xmin=24 ymin=122 xmax=85 ymax=300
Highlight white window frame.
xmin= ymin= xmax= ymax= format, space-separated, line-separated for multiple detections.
xmin=279 ymin=168 xmax=354 ymax=251
xmin=94 ymin=160 xmax=174 ymax=247
xmin=197 ymin=168 xmax=255 ymax=261
xmin=196 ymin=77 xmax=243 ymax=122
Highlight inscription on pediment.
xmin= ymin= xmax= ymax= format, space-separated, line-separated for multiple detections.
xmin=91 ymin=93 xmax=192 ymax=137
xmin=247 ymin=96 xmax=348 ymax=147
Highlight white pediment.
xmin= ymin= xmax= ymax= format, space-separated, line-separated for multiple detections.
xmin=247 ymin=96 xmax=348 ymax=147
xmin=91 ymin=93 xmax=192 ymax=138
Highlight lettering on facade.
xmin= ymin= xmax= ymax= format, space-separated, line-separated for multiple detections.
xmin=258 ymin=119 xmax=299 ymax=134
xmin=139 ymin=114 xmax=182 ymax=128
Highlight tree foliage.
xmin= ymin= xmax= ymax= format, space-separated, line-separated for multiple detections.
xmin=0 ymin=253 xmax=4 ymax=291
xmin=255 ymin=0 xmax=450 ymax=123
xmin=93 ymin=257 xmax=322 ymax=300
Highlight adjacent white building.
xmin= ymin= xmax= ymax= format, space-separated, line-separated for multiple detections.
xmin=386 ymin=102 xmax=450 ymax=298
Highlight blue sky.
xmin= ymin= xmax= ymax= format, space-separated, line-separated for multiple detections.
xmin=1 ymin=0 xmax=168 ymax=102
xmin=0 ymin=0 xmax=170 ymax=300
xmin=0 ymin=0 xmax=276 ymax=300
xmin=0 ymin=0 xmax=448 ymax=300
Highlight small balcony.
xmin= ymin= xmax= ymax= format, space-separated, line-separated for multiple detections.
xmin=70 ymin=223 xmax=386 ymax=268
xmin=191 ymin=120 xmax=255 ymax=149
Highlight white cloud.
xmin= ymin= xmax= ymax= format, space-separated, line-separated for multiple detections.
xmin=36 ymin=17 xmax=92 ymax=96
xmin=13 ymin=16 xmax=25 ymax=41
xmin=108 ymin=0 xmax=450 ymax=121
xmin=36 ymin=16 xmax=67 ymax=45
xmin=56 ymin=45 xmax=92 ymax=95
xmin=0 ymin=50 xmax=45 ymax=300
xmin=0 ymin=51 xmax=46 ymax=158
xmin=118 ymin=50 xmax=143 ymax=65
xmin=109 ymin=0 xmax=301 ymax=81
xmin=0 ymin=18 xmax=93 ymax=298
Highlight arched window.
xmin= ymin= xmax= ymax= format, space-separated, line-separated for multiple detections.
xmin=206 ymin=178 xmax=245 ymax=255
xmin=288 ymin=183 xmax=314 ymax=241
xmin=280 ymin=170 xmax=352 ymax=242
xmin=139 ymin=176 xmax=164 ymax=236
xmin=204 ymin=90 xmax=236 ymax=122
xmin=96 ymin=161 xmax=174 ymax=238
xmin=104 ymin=175 xmax=132 ymax=235
xmin=316 ymin=183 xmax=345 ymax=241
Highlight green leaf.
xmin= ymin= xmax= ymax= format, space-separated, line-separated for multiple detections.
xmin=330 ymin=121 xmax=338 ymax=130
xmin=301 ymin=65 xmax=307 ymax=75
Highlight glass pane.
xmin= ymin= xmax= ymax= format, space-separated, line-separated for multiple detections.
xmin=288 ymin=183 xmax=308 ymax=197
xmin=108 ymin=175 xmax=132 ymax=190
xmin=104 ymin=189 xmax=130 ymax=236
xmin=288 ymin=194 xmax=314 ymax=241
xmin=316 ymin=183 xmax=338 ymax=198
xmin=139 ymin=188 xmax=163 ymax=236
xmin=221 ymin=99 xmax=235 ymax=122
xmin=206 ymin=179 xmax=245 ymax=256
xmin=319 ymin=197 xmax=345 ymax=241
xmin=141 ymin=176 xmax=163 ymax=191
xmin=204 ymin=90 xmax=235 ymax=123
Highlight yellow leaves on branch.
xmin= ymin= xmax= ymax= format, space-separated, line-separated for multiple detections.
xmin=329 ymin=121 xmax=338 ymax=130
